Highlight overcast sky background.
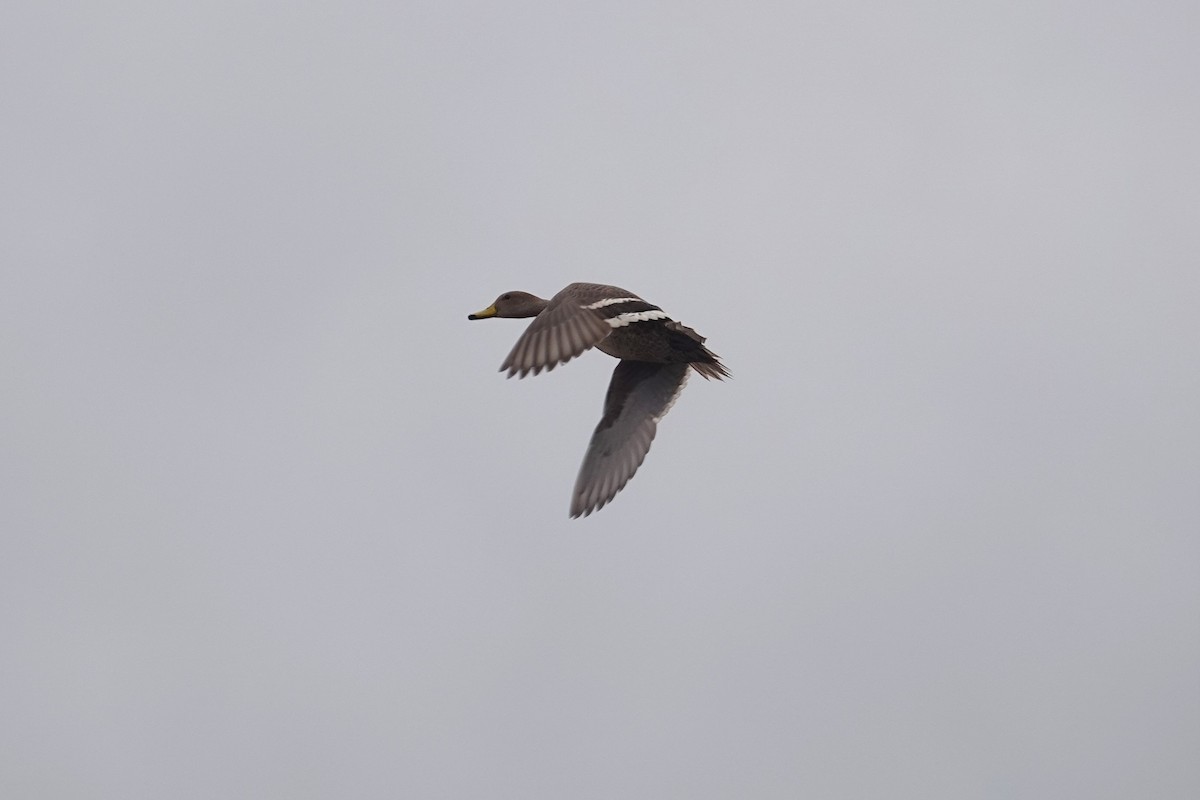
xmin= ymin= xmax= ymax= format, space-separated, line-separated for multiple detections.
xmin=3 ymin=2 xmax=1198 ymax=797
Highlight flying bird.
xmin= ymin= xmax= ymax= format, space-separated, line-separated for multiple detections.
xmin=468 ymin=282 xmax=729 ymax=517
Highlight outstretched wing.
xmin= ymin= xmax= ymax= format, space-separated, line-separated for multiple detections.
xmin=499 ymin=283 xmax=665 ymax=378
xmin=500 ymin=303 xmax=610 ymax=377
xmin=570 ymin=360 xmax=690 ymax=517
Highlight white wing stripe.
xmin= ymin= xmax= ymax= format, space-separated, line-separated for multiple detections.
xmin=605 ymin=310 xmax=670 ymax=327
xmin=583 ymin=297 xmax=642 ymax=309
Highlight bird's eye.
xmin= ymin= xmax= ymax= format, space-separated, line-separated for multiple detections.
xmin=501 ymin=293 xmax=511 ymax=300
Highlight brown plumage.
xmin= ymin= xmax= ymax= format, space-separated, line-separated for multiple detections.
xmin=468 ymin=283 xmax=729 ymax=517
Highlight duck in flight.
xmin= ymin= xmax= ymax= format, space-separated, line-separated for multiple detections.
xmin=468 ymin=282 xmax=729 ymax=517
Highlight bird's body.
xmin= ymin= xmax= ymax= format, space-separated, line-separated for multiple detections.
xmin=468 ymin=282 xmax=728 ymax=517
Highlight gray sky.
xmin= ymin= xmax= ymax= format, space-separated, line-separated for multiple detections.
xmin=3 ymin=1 xmax=1198 ymax=797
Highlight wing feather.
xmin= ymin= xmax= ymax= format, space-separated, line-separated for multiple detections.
xmin=500 ymin=284 xmax=628 ymax=378
xmin=570 ymin=361 xmax=690 ymax=517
